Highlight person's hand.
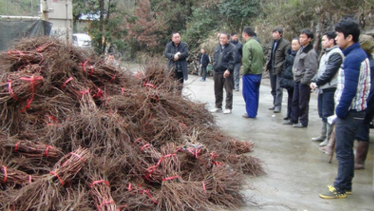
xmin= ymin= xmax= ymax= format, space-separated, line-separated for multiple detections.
xmin=173 ymin=54 xmax=179 ymax=61
xmin=310 ymin=82 xmax=317 ymax=90
xmin=223 ymin=70 xmax=230 ymax=78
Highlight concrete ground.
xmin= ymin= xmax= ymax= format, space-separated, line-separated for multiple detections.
xmin=182 ymin=74 xmax=374 ymax=211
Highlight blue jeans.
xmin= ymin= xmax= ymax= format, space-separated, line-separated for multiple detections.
xmin=242 ymin=74 xmax=262 ymax=118
xmin=201 ymin=66 xmax=207 ymax=80
xmin=317 ymin=88 xmax=336 ymax=122
xmin=334 ymin=110 xmax=365 ymax=192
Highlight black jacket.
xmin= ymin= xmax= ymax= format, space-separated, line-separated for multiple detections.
xmin=230 ymin=40 xmax=243 ymax=64
xmin=213 ymin=43 xmax=236 ymax=74
xmin=280 ymin=48 xmax=296 ymax=89
xmin=199 ymin=53 xmax=210 ymax=67
xmin=164 ymin=41 xmax=189 ymax=80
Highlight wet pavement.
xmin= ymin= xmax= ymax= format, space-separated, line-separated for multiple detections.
xmin=183 ymin=74 xmax=374 ymax=211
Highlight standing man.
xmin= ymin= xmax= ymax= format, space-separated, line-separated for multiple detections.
xmin=164 ymin=32 xmax=189 ymax=91
xmin=284 ymin=29 xmax=318 ymax=128
xmin=230 ymin=32 xmax=243 ymax=91
xmin=199 ymin=48 xmax=210 ymax=82
xmin=210 ymin=32 xmax=236 ymax=114
xmin=241 ymin=26 xmax=265 ymax=119
xmin=266 ymin=27 xmax=290 ymax=113
xmin=310 ymin=31 xmax=343 ymax=146
xmin=320 ymin=18 xmax=370 ymax=199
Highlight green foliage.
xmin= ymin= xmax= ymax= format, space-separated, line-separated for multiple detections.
xmin=0 ymin=0 xmax=39 ymax=16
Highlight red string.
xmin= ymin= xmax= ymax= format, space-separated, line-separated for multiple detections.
xmin=93 ymin=88 xmax=104 ymax=98
xmin=109 ymin=73 xmax=116 ymax=82
xmin=137 ymin=185 xmax=158 ymax=204
xmin=81 ymin=59 xmax=89 ymax=73
xmin=187 ymin=148 xmax=202 ymax=158
xmin=61 ymin=77 xmax=73 ymax=89
xmin=14 ymin=141 xmax=21 ymax=153
xmin=70 ymin=152 xmax=86 ymax=163
xmin=50 ymin=171 xmax=64 ymax=186
xmin=2 ymin=166 xmax=7 ymax=183
xmin=6 ymin=80 xmax=18 ymax=100
xmin=140 ymin=144 xmax=150 ymax=151
xmin=29 ymin=175 xmax=32 ymax=183
xmin=19 ymin=75 xmax=43 ymax=113
xmin=127 ymin=182 xmax=132 ymax=191
xmin=44 ymin=145 xmax=53 ymax=157
xmin=121 ymin=88 xmax=125 ymax=94
xmin=79 ymin=89 xmax=90 ymax=96
xmin=202 ymin=181 xmax=207 ymax=193
xmin=143 ymin=82 xmax=157 ymax=89
xmin=89 ymin=180 xmax=110 ymax=188
xmin=145 ymin=154 xmax=177 ymax=178
xmin=162 ymin=175 xmax=180 ymax=181
xmin=89 ymin=66 xmax=94 ymax=76
xmin=98 ymin=200 xmax=115 ymax=210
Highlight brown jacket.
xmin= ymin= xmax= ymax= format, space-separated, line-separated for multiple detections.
xmin=266 ymin=37 xmax=290 ymax=75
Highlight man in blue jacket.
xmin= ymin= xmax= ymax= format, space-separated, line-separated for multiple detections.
xmin=320 ymin=17 xmax=371 ymax=199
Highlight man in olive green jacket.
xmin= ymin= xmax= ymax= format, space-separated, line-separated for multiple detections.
xmin=241 ymin=26 xmax=265 ymax=118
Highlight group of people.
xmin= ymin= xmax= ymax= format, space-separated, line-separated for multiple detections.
xmin=163 ymin=17 xmax=374 ymax=200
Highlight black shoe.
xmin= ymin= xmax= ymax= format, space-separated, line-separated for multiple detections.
xmin=268 ymin=107 xmax=275 ymax=110
xmin=283 ymin=117 xmax=290 ymax=120
xmin=283 ymin=120 xmax=293 ymax=125
xmin=293 ymin=123 xmax=307 ymax=128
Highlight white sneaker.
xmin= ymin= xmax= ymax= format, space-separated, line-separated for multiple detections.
xmin=210 ymin=108 xmax=222 ymax=113
xmin=223 ymin=109 xmax=232 ymax=114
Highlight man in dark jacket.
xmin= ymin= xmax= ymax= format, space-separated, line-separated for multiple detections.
xmin=164 ymin=32 xmax=189 ymax=91
xmin=284 ymin=29 xmax=318 ymax=128
xmin=266 ymin=27 xmax=290 ymax=113
xmin=230 ymin=32 xmax=243 ymax=91
xmin=210 ymin=32 xmax=236 ymax=114
xmin=199 ymin=48 xmax=210 ymax=82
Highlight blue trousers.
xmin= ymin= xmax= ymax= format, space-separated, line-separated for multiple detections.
xmin=234 ymin=63 xmax=241 ymax=90
xmin=334 ymin=111 xmax=365 ymax=192
xmin=317 ymin=88 xmax=336 ymax=122
xmin=356 ymin=93 xmax=374 ymax=142
xmin=242 ymin=74 xmax=262 ymax=118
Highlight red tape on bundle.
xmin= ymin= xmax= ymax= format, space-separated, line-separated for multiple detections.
xmin=79 ymin=89 xmax=90 ymax=97
xmin=98 ymin=200 xmax=115 ymax=210
xmin=210 ymin=152 xmax=217 ymax=159
xmin=14 ymin=141 xmax=21 ymax=153
xmin=202 ymin=181 xmax=207 ymax=193
xmin=187 ymin=148 xmax=202 ymax=158
xmin=2 ymin=166 xmax=7 ymax=183
xmin=61 ymin=77 xmax=73 ymax=89
xmin=29 ymin=175 xmax=32 ymax=183
xmin=89 ymin=66 xmax=94 ymax=76
xmin=70 ymin=152 xmax=86 ymax=163
xmin=19 ymin=75 xmax=43 ymax=113
xmin=49 ymin=171 xmax=64 ymax=186
xmin=81 ymin=59 xmax=89 ymax=73
xmin=145 ymin=154 xmax=177 ymax=178
xmin=143 ymin=82 xmax=157 ymax=89
xmin=162 ymin=175 xmax=180 ymax=181
xmin=140 ymin=144 xmax=150 ymax=151
xmin=109 ymin=74 xmax=116 ymax=83
xmin=138 ymin=185 xmax=158 ymax=204
xmin=90 ymin=180 xmax=110 ymax=188
xmin=127 ymin=182 xmax=132 ymax=191
xmin=44 ymin=145 xmax=53 ymax=157
xmin=93 ymin=88 xmax=104 ymax=98
xmin=7 ymin=80 xmax=18 ymax=100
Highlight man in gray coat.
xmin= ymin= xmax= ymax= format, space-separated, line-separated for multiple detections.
xmin=284 ymin=29 xmax=318 ymax=128
xmin=266 ymin=27 xmax=290 ymax=113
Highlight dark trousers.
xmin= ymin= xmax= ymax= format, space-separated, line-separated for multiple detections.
xmin=334 ymin=111 xmax=365 ymax=192
xmin=269 ymin=69 xmax=283 ymax=109
xmin=233 ymin=63 xmax=241 ymax=90
xmin=356 ymin=93 xmax=374 ymax=142
xmin=286 ymin=88 xmax=294 ymax=119
xmin=213 ymin=71 xmax=234 ymax=109
xmin=317 ymin=88 xmax=336 ymax=122
xmin=291 ymin=82 xmax=311 ymax=126
xmin=242 ymin=74 xmax=262 ymax=118
xmin=201 ymin=66 xmax=207 ymax=80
